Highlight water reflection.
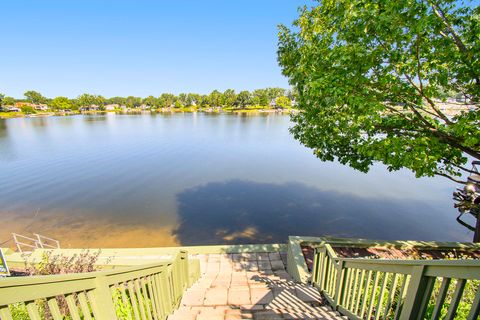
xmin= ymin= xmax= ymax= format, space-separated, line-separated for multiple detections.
xmin=174 ymin=180 xmax=466 ymax=245
xmin=0 ymin=113 xmax=472 ymax=247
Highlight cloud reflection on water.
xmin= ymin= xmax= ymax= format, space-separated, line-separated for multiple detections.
xmin=174 ymin=180 xmax=470 ymax=245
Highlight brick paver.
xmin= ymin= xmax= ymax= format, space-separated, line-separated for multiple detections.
xmin=168 ymin=252 xmax=344 ymax=320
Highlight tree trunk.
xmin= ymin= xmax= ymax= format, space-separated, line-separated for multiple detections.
xmin=474 ymin=217 xmax=480 ymax=243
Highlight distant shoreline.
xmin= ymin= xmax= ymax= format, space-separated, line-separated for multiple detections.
xmin=0 ymin=107 xmax=297 ymax=120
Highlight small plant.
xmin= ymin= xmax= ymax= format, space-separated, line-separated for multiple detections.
xmin=24 ymin=250 xmax=101 ymax=275
xmin=17 ymin=250 xmax=102 ymax=319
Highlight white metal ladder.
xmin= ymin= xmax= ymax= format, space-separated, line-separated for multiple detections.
xmin=12 ymin=233 xmax=60 ymax=253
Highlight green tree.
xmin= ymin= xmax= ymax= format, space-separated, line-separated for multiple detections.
xmin=2 ymin=96 xmax=15 ymax=106
xmin=158 ymin=93 xmax=176 ymax=108
xmin=235 ymin=91 xmax=252 ymax=109
xmin=125 ymin=96 xmax=141 ymax=108
xmin=96 ymin=95 xmax=106 ymax=110
xmin=278 ymin=0 xmax=480 ymax=238
xmin=266 ymin=88 xmax=286 ymax=101
xmin=252 ymin=89 xmax=269 ymax=106
xmin=24 ymin=90 xmax=47 ymax=104
xmin=143 ymin=95 xmax=157 ymax=108
xmin=208 ymin=90 xmax=222 ymax=107
xmin=275 ymin=96 xmax=292 ymax=109
xmin=107 ymin=97 xmax=127 ymax=105
xmin=222 ymin=89 xmax=237 ymax=107
xmin=178 ymin=93 xmax=188 ymax=106
xmin=0 ymin=93 xmax=4 ymax=105
xmin=50 ymin=97 xmax=73 ymax=110
xmin=187 ymin=93 xmax=201 ymax=107
xmin=77 ymin=94 xmax=97 ymax=107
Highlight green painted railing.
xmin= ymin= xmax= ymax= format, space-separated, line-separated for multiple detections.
xmin=311 ymin=244 xmax=480 ymax=320
xmin=0 ymin=251 xmax=199 ymax=320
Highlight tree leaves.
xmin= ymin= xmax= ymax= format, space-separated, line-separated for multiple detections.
xmin=278 ymin=0 xmax=479 ymax=182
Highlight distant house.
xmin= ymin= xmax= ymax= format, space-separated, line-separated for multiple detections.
xmin=269 ymin=99 xmax=277 ymax=108
xmin=139 ymin=104 xmax=150 ymax=110
xmin=104 ymin=104 xmax=118 ymax=111
xmin=3 ymin=106 xmax=21 ymax=112
xmin=80 ymin=105 xmax=99 ymax=111
xmin=15 ymin=102 xmax=34 ymax=108
xmin=120 ymin=105 xmax=127 ymax=111
xmin=34 ymin=104 xmax=49 ymax=111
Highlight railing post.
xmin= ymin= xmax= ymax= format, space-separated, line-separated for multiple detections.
xmin=182 ymin=251 xmax=189 ymax=290
xmin=311 ymin=248 xmax=319 ymax=285
xmin=88 ymin=275 xmax=118 ymax=320
xmin=332 ymin=260 xmax=346 ymax=310
xmin=399 ymin=266 xmax=435 ymax=320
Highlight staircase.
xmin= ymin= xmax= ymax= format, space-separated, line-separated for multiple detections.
xmin=169 ymin=252 xmax=345 ymax=320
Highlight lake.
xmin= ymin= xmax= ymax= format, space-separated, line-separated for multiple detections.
xmin=0 ymin=112 xmax=473 ymax=248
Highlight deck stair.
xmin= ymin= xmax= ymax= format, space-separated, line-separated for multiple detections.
xmin=169 ymin=251 xmax=345 ymax=320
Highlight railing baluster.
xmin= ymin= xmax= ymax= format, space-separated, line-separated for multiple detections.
xmin=153 ymin=273 xmax=167 ymax=318
xmin=140 ymin=278 xmax=153 ymax=320
xmin=321 ymin=252 xmax=328 ymax=291
xmin=340 ymin=267 xmax=351 ymax=306
xmin=333 ymin=261 xmax=346 ymax=308
xmin=354 ymin=269 xmax=366 ymax=315
xmin=331 ymin=261 xmax=338 ymax=297
xmin=326 ymin=257 xmax=333 ymax=294
xmin=127 ymin=280 xmax=142 ymax=320
xmin=348 ymin=268 xmax=359 ymax=311
xmin=77 ymin=291 xmax=93 ymax=320
xmin=66 ymin=294 xmax=81 ymax=320
xmin=444 ymin=279 xmax=467 ymax=320
xmin=382 ymin=273 xmax=398 ymax=320
xmin=145 ymin=276 xmax=159 ymax=320
xmin=394 ymin=274 xmax=409 ymax=320
xmin=159 ymin=270 xmax=173 ymax=315
xmin=25 ymin=301 xmax=42 ymax=320
xmin=431 ymin=277 xmax=451 ymax=320
xmin=345 ymin=268 xmax=355 ymax=309
xmin=374 ymin=272 xmax=389 ymax=320
xmin=467 ymin=285 xmax=480 ymax=320
xmin=119 ymin=282 xmax=133 ymax=320
xmin=366 ymin=271 xmax=380 ymax=320
xmin=359 ymin=270 xmax=373 ymax=318
xmin=47 ymin=297 xmax=63 ymax=320
xmin=311 ymin=249 xmax=319 ymax=285
xmin=134 ymin=278 xmax=148 ymax=320
xmin=0 ymin=306 xmax=13 ymax=320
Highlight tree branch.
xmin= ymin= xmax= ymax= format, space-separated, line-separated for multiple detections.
xmin=442 ymin=158 xmax=477 ymax=174
xmin=434 ymin=171 xmax=467 ymax=184
xmin=414 ymin=34 xmax=453 ymax=124
xmin=430 ymin=1 xmax=480 ymax=86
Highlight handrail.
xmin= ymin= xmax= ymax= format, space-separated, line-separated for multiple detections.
xmin=11 ymin=233 xmax=39 ymax=253
xmin=335 ymin=257 xmax=480 ymax=266
xmin=311 ymin=243 xmax=480 ymax=320
xmin=0 ymin=250 xmax=199 ymax=320
xmin=33 ymin=233 xmax=60 ymax=249
xmin=12 ymin=233 xmax=61 ymax=253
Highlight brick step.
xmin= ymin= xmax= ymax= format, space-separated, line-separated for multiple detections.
xmin=168 ymin=306 xmax=346 ymax=320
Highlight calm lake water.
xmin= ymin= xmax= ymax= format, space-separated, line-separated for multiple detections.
xmin=0 ymin=113 xmax=473 ymax=247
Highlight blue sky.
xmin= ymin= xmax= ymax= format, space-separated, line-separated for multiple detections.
xmin=0 ymin=0 xmax=308 ymax=98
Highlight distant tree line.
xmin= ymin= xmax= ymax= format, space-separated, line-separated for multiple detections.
xmin=0 ymin=88 xmax=297 ymax=111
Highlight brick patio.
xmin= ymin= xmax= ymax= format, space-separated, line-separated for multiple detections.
xmin=168 ymin=252 xmax=345 ymax=320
